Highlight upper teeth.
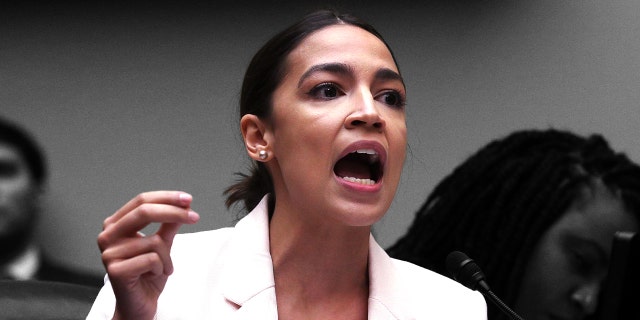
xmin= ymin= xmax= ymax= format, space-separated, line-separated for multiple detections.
xmin=354 ymin=149 xmax=376 ymax=155
xmin=353 ymin=149 xmax=379 ymax=163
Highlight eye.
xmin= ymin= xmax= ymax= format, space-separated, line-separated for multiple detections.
xmin=569 ymin=251 xmax=596 ymax=276
xmin=376 ymin=90 xmax=406 ymax=109
xmin=308 ymin=83 xmax=344 ymax=100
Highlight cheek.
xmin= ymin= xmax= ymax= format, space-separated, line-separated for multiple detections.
xmin=0 ymin=178 xmax=32 ymax=203
xmin=389 ymin=123 xmax=407 ymax=164
xmin=271 ymin=123 xmax=335 ymax=186
xmin=518 ymin=236 xmax=572 ymax=305
xmin=515 ymin=249 xmax=557 ymax=315
xmin=0 ymin=185 xmax=38 ymax=229
xmin=274 ymin=120 xmax=333 ymax=158
xmin=388 ymin=112 xmax=407 ymax=145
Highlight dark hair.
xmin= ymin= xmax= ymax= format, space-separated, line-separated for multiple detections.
xmin=387 ymin=128 xmax=640 ymax=320
xmin=224 ymin=9 xmax=400 ymax=214
xmin=0 ymin=116 xmax=47 ymax=187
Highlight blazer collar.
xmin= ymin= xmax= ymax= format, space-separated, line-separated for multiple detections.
xmin=220 ymin=196 xmax=275 ymax=307
xmin=368 ymin=234 xmax=407 ymax=320
xmin=219 ymin=195 xmax=404 ymax=319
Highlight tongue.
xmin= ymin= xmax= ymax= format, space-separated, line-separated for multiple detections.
xmin=334 ymin=155 xmax=371 ymax=179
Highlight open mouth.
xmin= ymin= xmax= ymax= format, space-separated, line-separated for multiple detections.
xmin=333 ymin=149 xmax=382 ymax=185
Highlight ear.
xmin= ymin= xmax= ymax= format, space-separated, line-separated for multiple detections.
xmin=240 ymin=114 xmax=272 ymax=162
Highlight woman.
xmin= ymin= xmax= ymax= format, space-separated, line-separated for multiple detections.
xmin=388 ymin=129 xmax=640 ymax=320
xmin=87 ymin=10 xmax=487 ymax=319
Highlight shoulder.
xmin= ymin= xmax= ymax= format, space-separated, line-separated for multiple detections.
xmin=390 ymin=258 xmax=469 ymax=294
xmin=368 ymin=237 xmax=486 ymax=318
xmin=170 ymin=227 xmax=235 ymax=260
xmin=173 ymin=227 xmax=235 ymax=245
xmin=381 ymin=258 xmax=487 ymax=319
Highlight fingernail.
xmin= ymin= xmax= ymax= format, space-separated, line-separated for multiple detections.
xmin=188 ymin=210 xmax=200 ymax=223
xmin=179 ymin=193 xmax=192 ymax=204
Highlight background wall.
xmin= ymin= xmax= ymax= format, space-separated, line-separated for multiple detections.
xmin=2 ymin=0 xmax=639 ymax=274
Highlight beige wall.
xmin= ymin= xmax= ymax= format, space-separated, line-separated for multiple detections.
xmin=2 ymin=0 xmax=639 ymax=274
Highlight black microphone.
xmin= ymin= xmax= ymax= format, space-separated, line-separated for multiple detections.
xmin=446 ymin=251 xmax=525 ymax=320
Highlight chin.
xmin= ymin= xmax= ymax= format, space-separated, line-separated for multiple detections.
xmin=334 ymin=201 xmax=388 ymax=227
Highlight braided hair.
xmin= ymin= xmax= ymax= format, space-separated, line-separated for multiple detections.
xmin=387 ymin=128 xmax=640 ymax=320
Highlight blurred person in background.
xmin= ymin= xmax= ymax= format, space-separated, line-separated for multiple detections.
xmin=0 ymin=115 xmax=103 ymax=287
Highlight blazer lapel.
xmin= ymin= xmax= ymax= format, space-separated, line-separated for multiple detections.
xmin=368 ymin=234 xmax=403 ymax=320
xmin=220 ymin=196 xmax=278 ymax=319
xmin=218 ymin=198 xmax=401 ymax=320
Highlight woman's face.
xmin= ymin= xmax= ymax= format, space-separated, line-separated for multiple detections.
xmin=265 ymin=24 xmax=406 ymax=227
xmin=514 ymin=183 xmax=638 ymax=320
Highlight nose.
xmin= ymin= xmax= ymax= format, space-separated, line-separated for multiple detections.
xmin=571 ymin=283 xmax=599 ymax=315
xmin=344 ymin=88 xmax=385 ymax=131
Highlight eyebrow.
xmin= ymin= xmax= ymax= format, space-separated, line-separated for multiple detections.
xmin=298 ymin=63 xmax=352 ymax=88
xmin=297 ymin=62 xmax=404 ymax=88
xmin=374 ymin=68 xmax=405 ymax=89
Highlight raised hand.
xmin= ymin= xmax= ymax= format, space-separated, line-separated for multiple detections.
xmin=97 ymin=191 xmax=200 ymax=320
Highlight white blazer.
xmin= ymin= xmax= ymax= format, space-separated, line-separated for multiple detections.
xmin=87 ymin=196 xmax=487 ymax=319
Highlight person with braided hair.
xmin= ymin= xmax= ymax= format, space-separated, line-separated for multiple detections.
xmin=388 ymin=128 xmax=640 ymax=320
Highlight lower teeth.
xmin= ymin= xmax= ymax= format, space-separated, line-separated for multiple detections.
xmin=342 ymin=176 xmax=375 ymax=185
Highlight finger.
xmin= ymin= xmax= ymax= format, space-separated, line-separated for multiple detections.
xmin=105 ymin=203 xmax=199 ymax=240
xmin=106 ymin=191 xmax=192 ymax=226
xmin=97 ymin=205 xmax=197 ymax=253
xmin=107 ymin=252 xmax=167 ymax=279
xmin=156 ymin=222 xmax=183 ymax=250
xmin=156 ymin=211 xmax=200 ymax=247
xmin=101 ymin=235 xmax=174 ymax=274
xmin=104 ymin=191 xmax=192 ymax=227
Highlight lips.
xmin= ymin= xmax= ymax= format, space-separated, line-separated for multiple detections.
xmin=333 ymin=142 xmax=385 ymax=186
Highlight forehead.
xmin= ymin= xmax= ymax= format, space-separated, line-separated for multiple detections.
xmin=553 ymin=186 xmax=638 ymax=249
xmin=286 ymin=24 xmax=398 ymax=73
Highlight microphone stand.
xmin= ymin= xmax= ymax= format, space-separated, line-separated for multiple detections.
xmin=479 ymin=285 xmax=524 ymax=320
xmin=446 ymin=251 xmax=525 ymax=320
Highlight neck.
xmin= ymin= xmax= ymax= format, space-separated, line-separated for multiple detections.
xmin=269 ymin=205 xmax=371 ymax=318
xmin=271 ymin=221 xmax=370 ymax=286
